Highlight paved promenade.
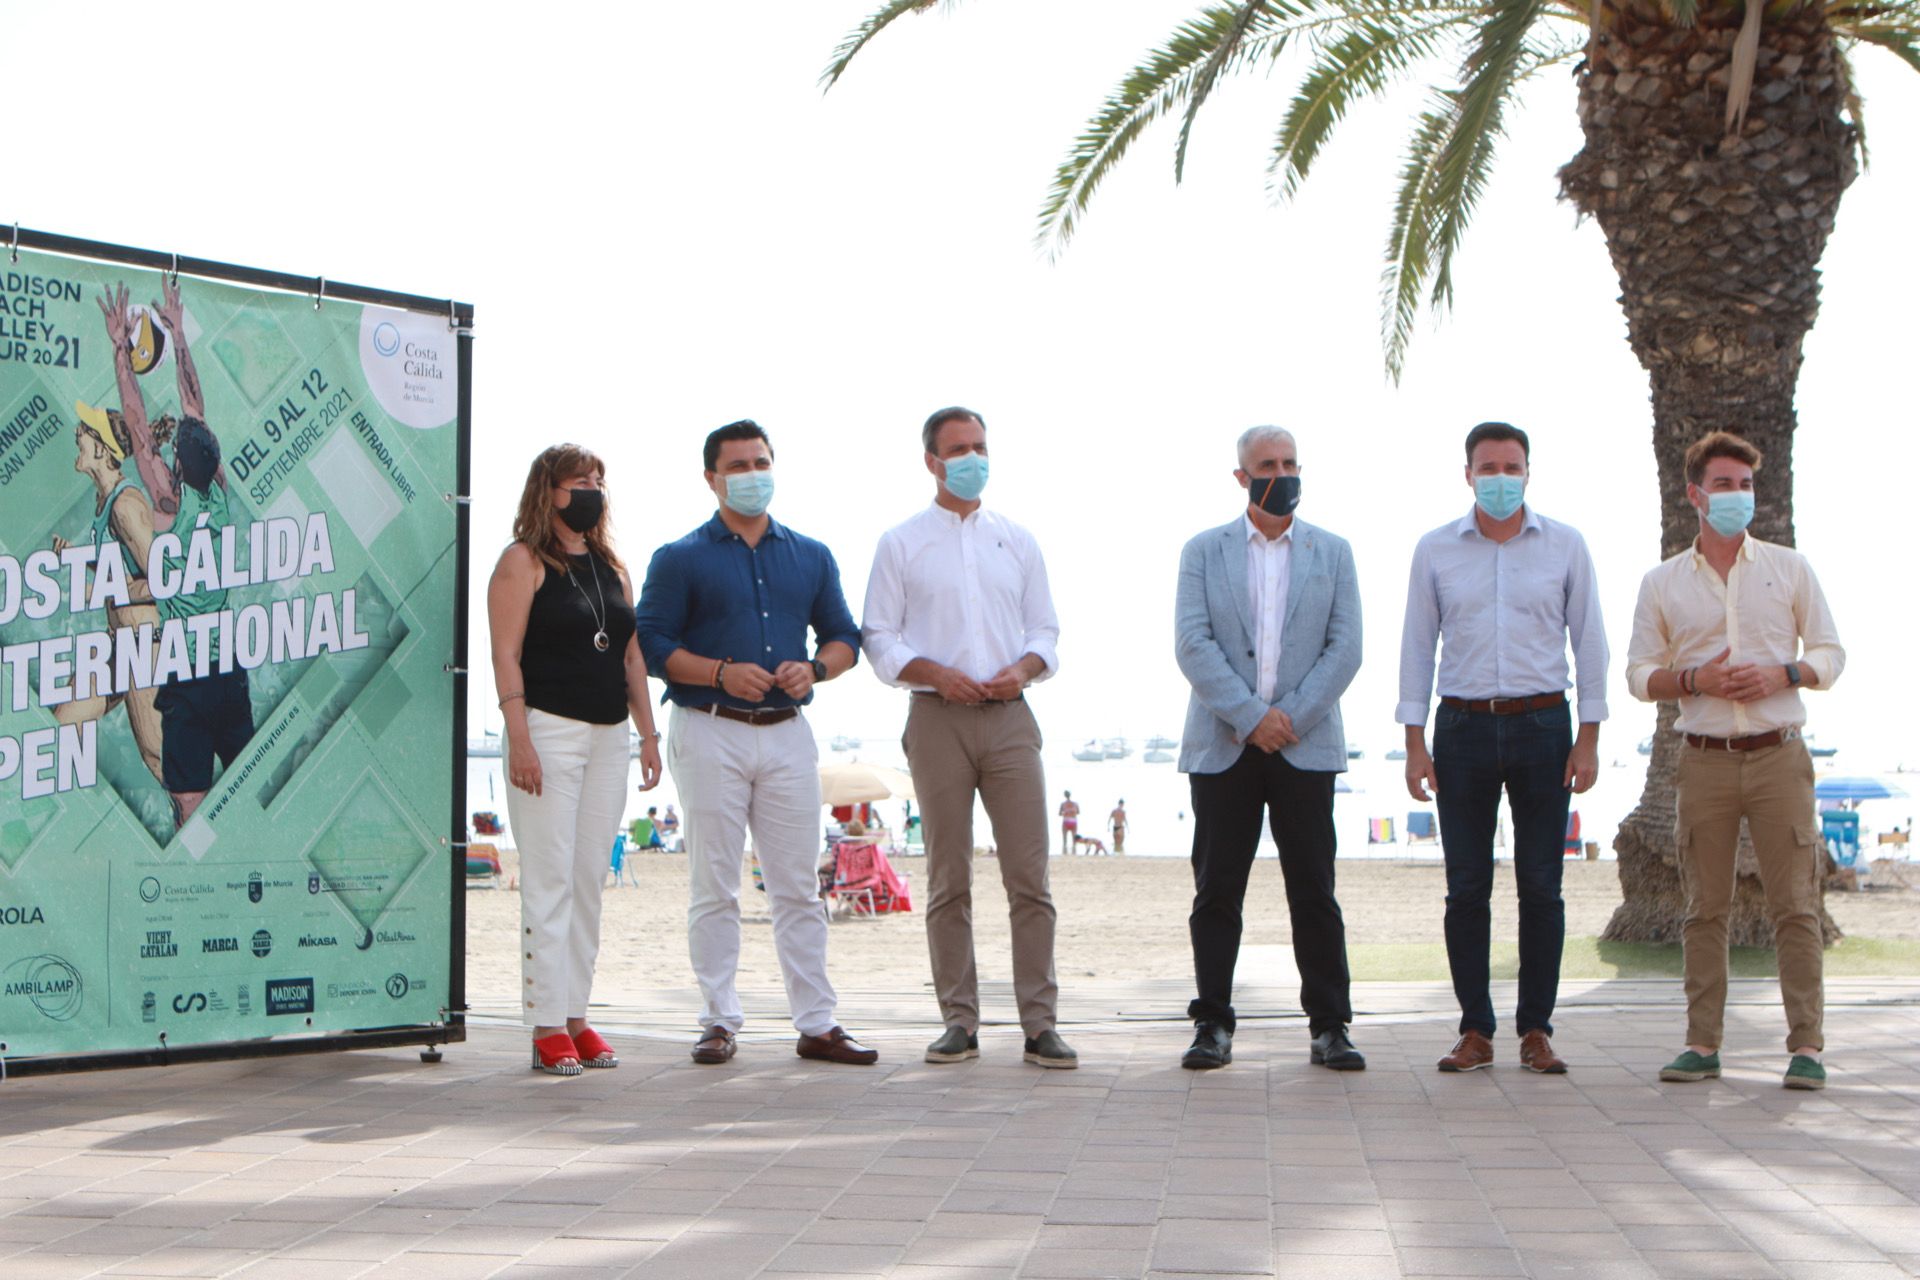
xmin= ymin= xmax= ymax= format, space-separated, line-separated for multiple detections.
xmin=4 ymin=978 xmax=1919 ymax=1279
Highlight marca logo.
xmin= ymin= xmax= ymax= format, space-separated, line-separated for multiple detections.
xmin=265 ymin=977 xmax=315 ymax=1016
xmin=251 ymin=929 xmax=273 ymax=958
xmin=1 ymin=905 xmax=47 ymax=925
xmin=297 ymin=934 xmax=338 ymax=948
xmin=5 ymin=954 xmax=83 ymax=1021
xmin=203 ymin=936 xmax=239 ymax=954
xmin=140 ymin=930 xmax=178 ymax=959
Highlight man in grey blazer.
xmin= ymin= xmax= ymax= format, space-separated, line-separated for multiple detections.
xmin=1174 ymin=426 xmax=1364 ymax=1071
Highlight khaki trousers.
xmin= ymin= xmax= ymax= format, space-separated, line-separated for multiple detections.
xmin=1675 ymin=737 xmax=1824 ymax=1052
xmin=903 ymin=696 xmax=1058 ymax=1035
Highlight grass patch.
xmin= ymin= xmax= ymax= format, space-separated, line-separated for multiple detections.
xmin=1348 ymin=935 xmax=1920 ymax=982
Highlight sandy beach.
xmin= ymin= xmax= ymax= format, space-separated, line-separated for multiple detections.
xmin=464 ymin=850 xmax=1920 ymax=1015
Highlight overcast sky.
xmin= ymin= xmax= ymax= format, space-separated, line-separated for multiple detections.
xmin=12 ymin=2 xmax=1918 ymax=768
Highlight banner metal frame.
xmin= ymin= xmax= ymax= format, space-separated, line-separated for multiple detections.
xmin=1 ymin=225 xmax=472 ymax=1078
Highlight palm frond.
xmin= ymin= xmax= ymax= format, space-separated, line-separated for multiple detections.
xmin=821 ymin=0 xmax=949 ymax=90
xmin=1843 ymin=24 xmax=1920 ymax=76
xmin=1175 ymin=1 xmax=1288 ymax=183
xmin=1037 ymin=5 xmax=1299 ymax=251
xmin=1268 ymin=11 xmax=1478 ymax=201
xmin=1382 ymin=98 xmax=1457 ymax=382
xmin=1423 ymin=0 xmax=1551 ymax=310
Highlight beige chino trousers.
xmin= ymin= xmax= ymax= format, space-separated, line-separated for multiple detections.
xmin=1675 ymin=736 xmax=1824 ymax=1052
xmin=903 ymin=696 xmax=1058 ymax=1036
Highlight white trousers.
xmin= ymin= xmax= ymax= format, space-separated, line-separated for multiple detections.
xmin=668 ymin=704 xmax=836 ymax=1036
xmin=504 ymin=708 xmax=629 ymax=1027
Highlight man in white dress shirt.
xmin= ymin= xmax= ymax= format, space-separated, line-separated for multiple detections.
xmin=1628 ymin=431 xmax=1843 ymax=1091
xmin=862 ymin=406 xmax=1075 ymax=1069
xmin=1398 ymin=422 xmax=1608 ymax=1075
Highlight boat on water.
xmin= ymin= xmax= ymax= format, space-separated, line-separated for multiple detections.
xmin=1385 ymin=748 xmax=1407 ymax=761
xmin=1103 ymin=737 xmax=1131 ymax=760
xmin=1072 ymin=741 xmax=1106 ymax=762
xmin=1638 ymin=737 xmax=1654 ymax=755
xmin=1144 ymin=749 xmax=1175 ymax=764
xmin=1347 ymin=747 xmax=1364 ymax=760
xmin=1146 ymin=735 xmax=1179 ymax=751
xmin=1806 ymin=735 xmax=1838 ymax=758
xmin=467 ymin=732 xmax=502 ymax=758
xmin=830 ymin=735 xmax=861 ymax=752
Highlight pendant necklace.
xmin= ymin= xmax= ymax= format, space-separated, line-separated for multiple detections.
xmin=566 ymin=550 xmax=611 ymax=652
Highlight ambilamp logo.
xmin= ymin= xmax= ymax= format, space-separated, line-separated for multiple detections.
xmin=3 ymin=954 xmax=82 ymax=1021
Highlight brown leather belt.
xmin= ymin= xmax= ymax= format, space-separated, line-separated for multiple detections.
xmin=699 ymin=704 xmax=798 ymax=727
xmin=1684 ymin=729 xmax=1790 ymax=752
xmin=912 ymin=691 xmax=1025 ymax=705
xmin=1440 ymin=694 xmax=1564 ymax=716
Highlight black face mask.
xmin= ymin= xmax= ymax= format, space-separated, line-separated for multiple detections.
xmin=557 ymin=488 xmax=604 ymax=533
xmin=1247 ymin=474 xmax=1300 ymax=518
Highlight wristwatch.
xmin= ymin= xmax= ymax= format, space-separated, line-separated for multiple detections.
xmin=810 ymin=657 xmax=829 ymax=682
xmin=1784 ymin=663 xmax=1801 ymax=687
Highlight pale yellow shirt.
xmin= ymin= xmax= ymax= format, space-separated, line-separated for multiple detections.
xmin=1625 ymin=535 xmax=1844 ymax=736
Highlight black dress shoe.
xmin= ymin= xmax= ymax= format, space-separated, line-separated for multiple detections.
xmin=1310 ymin=1027 xmax=1366 ymax=1071
xmin=1182 ymin=1020 xmax=1232 ymax=1070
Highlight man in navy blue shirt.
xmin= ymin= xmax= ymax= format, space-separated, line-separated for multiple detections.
xmin=636 ymin=420 xmax=876 ymax=1066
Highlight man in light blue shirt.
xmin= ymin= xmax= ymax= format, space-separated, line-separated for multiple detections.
xmin=1397 ymin=422 xmax=1608 ymax=1076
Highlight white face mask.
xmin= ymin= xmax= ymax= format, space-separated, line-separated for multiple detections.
xmin=722 ymin=470 xmax=775 ymax=516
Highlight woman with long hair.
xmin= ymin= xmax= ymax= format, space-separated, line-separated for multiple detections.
xmin=488 ymin=444 xmax=662 ymax=1075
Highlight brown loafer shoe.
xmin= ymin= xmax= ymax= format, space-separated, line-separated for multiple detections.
xmin=796 ymin=1026 xmax=879 ymax=1066
xmin=1518 ymin=1029 xmax=1567 ymax=1074
xmin=691 ymin=1025 xmax=736 ymax=1065
xmin=1438 ymin=1029 xmax=1494 ymax=1072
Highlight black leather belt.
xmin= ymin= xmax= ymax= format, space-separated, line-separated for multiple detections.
xmin=1440 ymin=693 xmax=1564 ymax=716
xmin=912 ymin=691 xmax=1025 ymax=705
xmin=698 ymin=704 xmax=798 ymax=727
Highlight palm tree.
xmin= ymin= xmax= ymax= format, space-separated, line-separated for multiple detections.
xmin=825 ymin=0 xmax=1918 ymax=945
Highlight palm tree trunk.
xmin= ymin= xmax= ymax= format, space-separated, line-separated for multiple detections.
xmin=1559 ymin=4 xmax=1856 ymax=945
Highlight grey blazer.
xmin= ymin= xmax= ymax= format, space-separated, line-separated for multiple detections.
xmin=1174 ymin=516 xmax=1363 ymax=775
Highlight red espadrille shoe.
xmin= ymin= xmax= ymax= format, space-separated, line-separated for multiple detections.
xmin=571 ymin=1027 xmax=618 ymax=1068
xmin=531 ymin=1032 xmax=583 ymax=1076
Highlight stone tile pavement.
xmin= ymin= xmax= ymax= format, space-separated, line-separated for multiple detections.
xmin=3 ymin=977 xmax=1919 ymax=1278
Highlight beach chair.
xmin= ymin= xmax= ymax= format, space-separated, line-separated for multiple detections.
xmin=1823 ymin=811 xmax=1865 ymax=885
xmin=1564 ymin=811 xmax=1582 ymax=858
xmin=1367 ymin=818 xmax=1395 ymax=844
xmin=608 ymin=833 xmax=636 ymax=888
xmin=466 ymin=842 xmax=503 ymax=889
xmin=826 ymin=839 xmax=881 ymax=917
xmin=1406 ymin=812 xmax=1438 ymax=845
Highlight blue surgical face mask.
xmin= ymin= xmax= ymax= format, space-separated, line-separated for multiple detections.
xmin=1704 ymin=490 xmax=1754 ymax=537
xmin=723 ymin=470 xmax=775 ymax=517
xmin=941 ymin=452 xmax=989 ymax=501
xmin=1473 ymin=474 xmax=1526 ymax=521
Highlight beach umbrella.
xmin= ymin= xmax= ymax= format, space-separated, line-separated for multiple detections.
xmin=818 ymin=762 xmax=917 ymax=805
xmin=1814 ymin=777 xmax=1907 ymax=802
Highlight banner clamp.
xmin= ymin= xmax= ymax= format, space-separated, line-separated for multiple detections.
xmin=313 ymin=277 xmax=326 ymax=311
xmin=8 ymin=223 xmax=16 ymax=263
xmin=443 ymin=664 xmax=467 ymax=675
xmin=443 ymin=492 xmax=472 ymax=506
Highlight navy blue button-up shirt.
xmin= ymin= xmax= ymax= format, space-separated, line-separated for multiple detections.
xmin=636 ymin=513 xmax=862 ymax=710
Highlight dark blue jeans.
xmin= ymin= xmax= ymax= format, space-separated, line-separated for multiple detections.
xmin=1432 ymin=700 xmax=1572 ymax=1038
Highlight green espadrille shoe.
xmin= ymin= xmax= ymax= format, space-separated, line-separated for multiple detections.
xmin=1783 ymin=1055 xmax=1827 ymax=1090
xmin=1659 ymin=1050 xmax=1721 ymax=1082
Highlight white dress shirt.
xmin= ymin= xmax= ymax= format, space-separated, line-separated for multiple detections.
xmin=1245 ymin=514 xmax=1294 ymax=705
xmin=1397 ymin=506 xmax=1610 ymax=726
xmin=862 ymin=502 xmax=1060 ymax=688
xmin=1626 ymin=535 xmax=1843 ymax=737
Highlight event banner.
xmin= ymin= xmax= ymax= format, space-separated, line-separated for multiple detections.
xmin=1 ymin=246 xmax=459 ymax=1063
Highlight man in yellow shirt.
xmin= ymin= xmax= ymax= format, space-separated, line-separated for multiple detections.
xmin=1626 ymin=432 xmax=1844 ymax=1090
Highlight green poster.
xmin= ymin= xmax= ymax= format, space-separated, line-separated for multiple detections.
xmin=0 ymin=246 xmax=462 ymax=1064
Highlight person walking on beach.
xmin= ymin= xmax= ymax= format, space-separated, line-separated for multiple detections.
xmin=862 ymin=405 xmax=1074 ymax=1069
xmin=1174 ymin=426 xmax=1364 ymax=1072
xmin=1398 ymin=422 xmax=1608 ymax=1076
xmin=636 ymin=419 xmax=878 ymax=1067
xmin=489 ymin=444 xmax=663 ymax=1076
xmin=1627 ymin=431 xmax=1844 ymax=1091
xmin=1109 ymin=800 xmax=1127 ymax=855
xmin=1059 ymin=791 xmax=1080 ymax=853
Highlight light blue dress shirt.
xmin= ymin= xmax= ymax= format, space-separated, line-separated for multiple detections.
xmin=1396 ymin=506 xmax=1609 ymax=726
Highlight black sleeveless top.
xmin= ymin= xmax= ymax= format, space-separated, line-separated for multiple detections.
xmin=522 ymin=551 xmax=636 ymax=725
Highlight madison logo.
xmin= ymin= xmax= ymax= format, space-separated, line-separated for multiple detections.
xmin=140 ymin=930 xmax=178 ymax=959
xmin=203 ymin=936 xmax=239 ymax=954
xmin=247 ymin=871 xmax=263 ymax=903
xmin=1 ymin=905 xmax=47 ymax=925
xmin=251 ymin=929 xmax=273 ymax=958
xmin=265 ymin=977 xmax=315 ymax=1016
xmin=5 ymin=954 xmax=83 ymax=1021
